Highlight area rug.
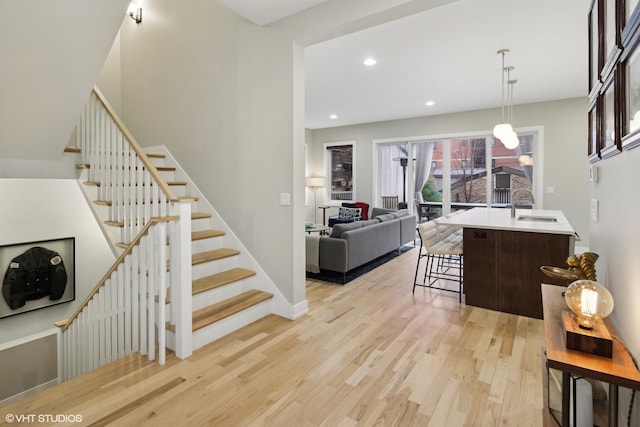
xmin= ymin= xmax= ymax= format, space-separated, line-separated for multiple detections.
xmin=306 ymin=244 xmax=415 ymax=284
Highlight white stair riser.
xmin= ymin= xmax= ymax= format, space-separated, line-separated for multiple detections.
xmin=192 ymin=256 xmax=239 ymax=281
xmin=169 ymin=185 xmax=187 ymax=198
xmin=191 ymin=277 xmax=254 ymax=312
xmin=190 ymin=300 xmax=272 ymax=351
xmin=191 ymin=237 xmax=223 ymax=254
xmin=158 ymin=170 xmax=175 ymax=182
xmin=191 ymin=217 xmax=213 ymax=233
xmin=147 ymin=156 xmax=166 ymax=168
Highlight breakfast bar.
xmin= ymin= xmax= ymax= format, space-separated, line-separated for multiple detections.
xmin=438 ymin=207 xmax=576 ymax=318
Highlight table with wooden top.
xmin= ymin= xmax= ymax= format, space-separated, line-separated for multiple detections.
xmin=541 ymin=284 xmax=640 ymax=426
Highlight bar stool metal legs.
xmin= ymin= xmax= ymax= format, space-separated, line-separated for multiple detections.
xmin=413 ymin=222 xmax=464 ymax=302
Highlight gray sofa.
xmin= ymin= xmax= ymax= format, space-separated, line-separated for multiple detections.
xmin=308 ymin=208 xmax=415 ymax=282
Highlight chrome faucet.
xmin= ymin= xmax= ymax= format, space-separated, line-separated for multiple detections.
xmin=511 ymin=188 xmax=535 ymax=218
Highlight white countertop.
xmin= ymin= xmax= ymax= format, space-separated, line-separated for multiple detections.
xmin=436 ymin=207 xmax=575 ymax=235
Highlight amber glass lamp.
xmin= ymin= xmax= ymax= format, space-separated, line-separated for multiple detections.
xmin=565 ymin=280 xmax=614 ymax=330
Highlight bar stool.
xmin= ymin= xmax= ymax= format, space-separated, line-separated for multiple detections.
xmin=413 ymin=220 xmax=464 ymax=301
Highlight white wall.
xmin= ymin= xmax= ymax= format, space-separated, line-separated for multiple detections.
xmin=0 ymin=0 xmax=129 ymax=161
xmin=589 ymin=147 xmax=640 ymax=424
xmin=308 ymin=97 xmax=590 ymax=247
xmin=0 ymin=180 xmax=114 ymax=345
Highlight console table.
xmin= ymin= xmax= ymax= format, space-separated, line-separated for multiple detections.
xmin=541 ymin=284 xmax=640 ymax=426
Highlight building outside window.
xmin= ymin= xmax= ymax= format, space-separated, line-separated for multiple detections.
xmin=325 ymin=142 xmax=355 ymax=202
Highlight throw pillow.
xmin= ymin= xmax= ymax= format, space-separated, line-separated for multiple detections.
xmin=338 ymin=207 xmax=362 ymax=220
xmin=354 ymin=202 xmax=369 ymax=220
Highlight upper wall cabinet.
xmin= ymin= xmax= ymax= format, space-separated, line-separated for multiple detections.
xmin=589 ymin=0 xmax=640 ymax=161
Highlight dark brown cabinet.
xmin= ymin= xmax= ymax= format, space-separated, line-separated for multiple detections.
xmin=464 ymin=227 xmax=571 ymax=319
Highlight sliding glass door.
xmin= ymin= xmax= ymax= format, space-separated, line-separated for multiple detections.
xmin=375 ymin=129 xmax=539 ymax=219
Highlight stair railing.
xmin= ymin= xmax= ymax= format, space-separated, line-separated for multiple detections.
xmin=77 ymin=86 xmax=177 ymax=244
xmin=56 ymin=217 xmax=174 ymax=381
xmin=59 ymin=86 xmax=193 ymax=377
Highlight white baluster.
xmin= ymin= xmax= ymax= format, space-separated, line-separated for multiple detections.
xmin=124 ymin=255 xmax=132 ymax=356
xmin=158 ymin=221 xmax=167 ymax=365
xmin=139 ymin=237 xmax=148 ymax=356
xmin=147 ymin=233 xmax=156 ymax=361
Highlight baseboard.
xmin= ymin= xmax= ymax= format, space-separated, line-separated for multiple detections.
xmin=289 ymin=300 xmax=309 ymax=320
xmin=0 ymin=379 xmax=59 ymax=409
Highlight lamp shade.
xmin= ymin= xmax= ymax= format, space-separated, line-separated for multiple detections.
xmin=493 ymin=123 xmax=512 ymax=140
xmin=502 ymin=131 xmax=520 ymax=149
xmin=565 ymin=280 xmax=614 ymax=329
xmin=306 ymin=177 xmax=324 ymax=188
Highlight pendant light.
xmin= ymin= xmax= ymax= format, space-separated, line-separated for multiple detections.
xmin=503 ymin=68 xmax=520 ymax=149
xmin=493 ymin=49 xmax=512 ymax=140
xmin=493 ymin=49 xmax=519 ymax=149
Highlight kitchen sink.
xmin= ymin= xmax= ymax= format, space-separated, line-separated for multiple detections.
xmin=517 ymin=215 xmax=557 ymax=222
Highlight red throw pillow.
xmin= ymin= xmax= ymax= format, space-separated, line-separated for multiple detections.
xmin=354 ymin=202 xmax=369 ymax=220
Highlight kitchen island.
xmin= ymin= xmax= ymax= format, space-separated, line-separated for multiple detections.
xmin=437 ymin=208 xmax=576 ymax=319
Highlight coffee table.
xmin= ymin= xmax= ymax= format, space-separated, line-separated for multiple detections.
xmin=305 ymin=225 xmax=329 ymax=235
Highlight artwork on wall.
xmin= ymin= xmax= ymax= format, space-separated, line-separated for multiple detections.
xmin=590 ymin=0 xmax=640 ymax=157
xmin=0 ymin=237 xmax=75 ymax=320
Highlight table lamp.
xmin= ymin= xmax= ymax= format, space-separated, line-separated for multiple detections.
xmin=565 ymin=280 xmax=614 ymax=330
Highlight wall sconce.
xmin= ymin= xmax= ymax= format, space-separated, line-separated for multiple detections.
xmin=128 ymin=2 xmax=142 ymax=23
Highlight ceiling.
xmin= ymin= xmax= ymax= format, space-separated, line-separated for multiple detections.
xmin=219 ymin=0 xmax=591 ymax=130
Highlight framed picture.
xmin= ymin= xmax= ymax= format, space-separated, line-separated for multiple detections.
xmin=622 ymin=13 xmax=640 ymax=149
xmin=588 ymin=100 xmax=601 ymax=163
xmin=0 ymin=237 xmax=75 ymax=320
xmin=601 ymin=0 xmax=622 ymax=82
xmin=589 ymin=0 xmax=603 ymax=95
xmin=600 ymin=71 xmax=622 ymax=158
xmin=624 ymin=0 xmax=640 ymax=43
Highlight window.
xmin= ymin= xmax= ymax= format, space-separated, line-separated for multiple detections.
xmin=374 ymin=129 xmax=541 ymax=217
xmin=325 ymin=142 xmax=355 ymax=202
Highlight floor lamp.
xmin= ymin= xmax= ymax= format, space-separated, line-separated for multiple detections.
xmin=306 ymin=176 xmax=324 ymax=224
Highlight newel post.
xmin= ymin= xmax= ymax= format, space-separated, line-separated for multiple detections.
xmin=171 ymin=200 xmax=193 ymax=359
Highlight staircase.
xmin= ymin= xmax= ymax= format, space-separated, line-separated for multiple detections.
xmin=58 ymin=87 xmax=285 ymax=380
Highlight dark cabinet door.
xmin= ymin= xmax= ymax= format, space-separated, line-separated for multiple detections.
xmin=496 ymin=231 xmax=570 ymax=319
xmin=463 ymin=228 xmax=497 ymax=310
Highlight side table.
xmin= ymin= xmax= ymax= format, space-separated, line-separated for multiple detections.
xmin=541 ymin=283 xmax=640 ymax=427
xmin=317 ymin=205 xmax=331 ymax=226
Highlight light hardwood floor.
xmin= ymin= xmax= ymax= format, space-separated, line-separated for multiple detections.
xmin=1 ymin=247 xmax=546 ymax=426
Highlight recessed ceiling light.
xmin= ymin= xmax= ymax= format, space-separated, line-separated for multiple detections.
xmin=363 ymin=58 xmax=377 ymax=66
xmin=330 ymin=114 xmax=338 ymax=119
xmin=426 ymin=101 xmax=435 ymax=106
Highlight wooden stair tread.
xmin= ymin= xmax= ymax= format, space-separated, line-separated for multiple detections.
xmin=191 ymin=212 xmax=212 ymax=220
xmin=166 ymin=290 xmax=272 ymax=333
xmin=192 ymin=248 xmax=240 ymax=265
xmin=192 ymin=268 xmax=256 ymax=295
xmin=191 ymin=290 xmax=273 ymax=331
xmin=192 ymin=229 xmax=224 ymax=241
xmin=145 ymin=153 xmax=165 ymax=158
xmin=64 ymin=147 xmax=81 ymax=153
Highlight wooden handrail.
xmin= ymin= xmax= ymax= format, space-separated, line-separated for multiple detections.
xmin=91 ymin=86 xmax=179 ymax=202
xmin=57 ymin=215 xmax=179 ymax=332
